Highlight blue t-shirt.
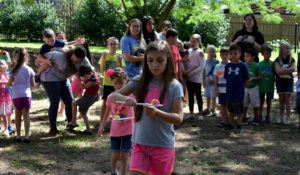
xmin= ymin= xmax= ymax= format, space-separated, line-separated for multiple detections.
xmin=121 ymin=35 xmax=142 ymax=78
xmin=39 ymin=40 xmax=65 ymax=55
xmin=224 ymin=62 xmax=249 ymax=102
xmin=204 ymin=58 xmax=219 ymax=85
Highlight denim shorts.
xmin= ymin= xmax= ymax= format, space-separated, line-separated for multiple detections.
xmin=110 ymin=135 xmax=132 ymax=152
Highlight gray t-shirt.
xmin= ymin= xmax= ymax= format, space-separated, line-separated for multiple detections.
xmin=128 ymin=75 xmax=183 ymax=148
xmin=41 ymin=51 xmax=69 ymax=82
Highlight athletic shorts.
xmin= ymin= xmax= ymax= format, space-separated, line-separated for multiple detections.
xmin=227 ymin=101 xmax=243 ymax=115
xmin=259 ymin=92 xmax=274 ymax=100
xmin=102 ymin=85 xmax=115 ymax=100
xmin=130 ymin=143 xmax=175 ymax=175
xmin=13 ymin=97 xmax=31 ymax=110
xmin=110 ymin=135 xmax=132 ymax=152
xmin=218 ymin=93 xmax=226 ymax=105
xmin=276 ymin=81 xmax=293 ymax=94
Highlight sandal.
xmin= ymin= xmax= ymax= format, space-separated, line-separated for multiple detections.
xmin=66 ymin=123 xmax=79 ymax=130
xmin=81 ymin=130 xmax=92 ymax=135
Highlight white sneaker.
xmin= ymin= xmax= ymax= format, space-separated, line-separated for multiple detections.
xmin=283 ymin=118 xmax=291 ymax=125
xmin=184 ymin=114 xmax=194 ymax=120
xmin=276 ymin=117 xmax=284 ymax=124
xmin=3 ymin=130 xmax=9 ymax=137
xmin=198 ymin=115 xmax=204 ymax=120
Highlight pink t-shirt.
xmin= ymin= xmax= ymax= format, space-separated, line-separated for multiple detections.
xmin=106 ymin=93 xmax=135 ymax=137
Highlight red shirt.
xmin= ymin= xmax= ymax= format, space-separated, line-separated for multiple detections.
xmin=85 ymin=72 xmax=101 ymax=96
xmin=171 ymin=45 xmax=182 ymax=81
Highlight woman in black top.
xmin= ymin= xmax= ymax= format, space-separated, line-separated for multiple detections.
xmin=231 ymin=14 xmax=264 ymax=62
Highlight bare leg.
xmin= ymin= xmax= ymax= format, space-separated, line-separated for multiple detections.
xmin=15 ymin=110 xmax=22 ymax=138
xmin=99 ymin=99 xmax=107 ymax=126
xmin=70 ymin=101 xmax=78 ymax=124
xmin=259 ymin=97 xmax=265 ymax=117
xmin=243 ymin=107 xmax=248 ymax=120
xmin=111 ymin=152 xmax=120 ymax=174
xmin=266 ymin=99 xmax=272 ymax=117
xmin=7 ymin=114 xmax=12 ymax=127
xmin=81 ymin=113 xmax=91 ymax=132
xmin=206 ymin=97 xmax=211 ymax=110
xmin=36 ymin=64 xmax=50 ymax=76
xmin=3 ymin=116 xmax=8 ymax=130
xmin=285 ymin=94 xmax=291 ymax=118
xmin=253 ymin=107 xmax=259 ymax=119
xmin=229 ymin=112 xmax=234 ymax=126
xmin=237 ymin=114 xmax=243 ymax=126
xmin=211 ymin=98 xmax=216 ymax=111
xmin=22 ymin=108 xmax=30 ymax=139
xmin=279 ymin=94 xmax=285 ymax=117
xmin=120 ymin=151 xmax=129 ymax=175
xmin=220 ymin=104 xmax=228 ymax=123
xmin=58 ymin=101 xmax=65 ymax=115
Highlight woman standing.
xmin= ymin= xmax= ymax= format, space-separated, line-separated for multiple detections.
xmin=121 ymin=19 xmax=146 ymax=78
xmin=142 ymin=16 xmax=157 ymax=45
xmin=231 ymin=14 xmax=264 ymax=62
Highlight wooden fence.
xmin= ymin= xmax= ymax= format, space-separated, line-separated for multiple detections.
xmin=225 ymin=14 xmax=300 ymax=52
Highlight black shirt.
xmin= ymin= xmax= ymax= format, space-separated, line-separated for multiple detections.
xmin=232 ymin=29 xmax=264 ymax=62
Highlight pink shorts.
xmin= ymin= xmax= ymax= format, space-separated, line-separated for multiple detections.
xmin=72 ymin=78 xmax=83 ymax=95
xmin=13 ymin=97 xmax=31 ymax=110
xmin=130 ymin=143 xmax=175 ymax=175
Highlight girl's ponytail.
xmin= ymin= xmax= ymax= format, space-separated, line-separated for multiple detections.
xmin=12 ymin=48 xmax=27 ymax=75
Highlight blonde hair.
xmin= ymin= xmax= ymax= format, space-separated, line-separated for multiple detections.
xmin=206 ymin=45 xmax=217 ymax=58
xmin=191 ymin=34 xmax=202 ymax=48
xmin=279 ymin=42 xmax=291 ymax=59
xmin=107 ymin=37 xmax=119 ymax=45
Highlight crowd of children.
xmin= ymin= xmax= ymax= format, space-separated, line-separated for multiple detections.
xmin=0 ymin=19 xmax=300 ymax=175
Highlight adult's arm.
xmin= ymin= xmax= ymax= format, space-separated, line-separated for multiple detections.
xmin=231 ymin=30 xmax=243 ymax=45
xmin=123 ymin=52 xmax=143 ymax=62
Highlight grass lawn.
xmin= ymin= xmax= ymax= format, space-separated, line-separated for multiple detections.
xmin=0 ymin=87 xmax=300 ymax=174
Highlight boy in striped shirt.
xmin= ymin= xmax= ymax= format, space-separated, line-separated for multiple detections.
xmin=214 ymin=47 xmax=230 ymax=127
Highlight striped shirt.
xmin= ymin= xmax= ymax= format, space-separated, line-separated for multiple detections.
xmin=213 ymin=62 xmax=227 ymax=93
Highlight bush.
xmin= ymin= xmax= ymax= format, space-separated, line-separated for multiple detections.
xmin=75 ymin=0 xmax=126 ymax=45
xmin=171 ymin=17 xmax=230 ymax=48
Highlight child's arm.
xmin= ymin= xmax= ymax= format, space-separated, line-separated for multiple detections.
xmin=35 ymin=54 xmax=52 ymax=66
xmin=36 ymin=63 xmax=51 ymax=76
xmin=4 ymin=75 xmax=14 ymax=86
xmin=98 ymin=107 xmax=112 ymax=136
xmin=109 ymin=85 xmax=135 ymax=105
xmin=188 ymin=52 xmax=205 ymax=76
xmin=65 ymin=40 xmax=78 ymax=47
xmin=100 ymin=52 xmax=107 ymax=72
xmin=117 ymin=54 xmax=123 ymax=67
xmin=144 ymin=97 xmax=183 ymax=125
xmin=214 ymin=75 xmax=219 ymax=96
xmin=274 ymin=61 xmax=295 ymax=75
xmin=80 ymin=81 xmax=96 ymax=90
xmin=182 ymin=65 xmax=197 ymax=76
xmin=30 ymin=76 xmax=35 ymax=87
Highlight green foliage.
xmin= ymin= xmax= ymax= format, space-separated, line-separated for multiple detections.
xmin=0 ymin=0 xmax=60 ymax=41
xmin=75 ymin=0 xmax=126 ymax=44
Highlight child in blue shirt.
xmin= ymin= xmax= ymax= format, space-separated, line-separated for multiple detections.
xmin=224 ymin=45 xmax=249 ymax=133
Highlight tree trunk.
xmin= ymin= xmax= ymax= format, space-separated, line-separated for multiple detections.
xmin=157 ymin=0 xmax=176 ymax=31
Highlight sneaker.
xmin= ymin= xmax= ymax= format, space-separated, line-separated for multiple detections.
xmin=198 ymin=115 xmax=204 ymax=120
xmin=235 ymin=125 xmax=243 ymax=133
xmin=184 ymin=114 xmax=194 ymax=120
xmin=242 ymin=118 xmax=248 ymax=125
xmin=111 ymin=171 xmax=118 ymax=175
xmin=252 ymin=118 xmax=261 ymax=126
xmin=211 ymin=110 xmax=217 ymax=117
xmin=224 ymin=124 xmax=234 ymax=131
xmin=283 ymin=118 xmax=291 ymax=125
xmin=8 ymin=126 xmax=15 ymax=133
xmin=202 ymin=109 xmax=210 ymax=115
xmin=3 ymin=130 xmax=10 ymax=137
xmin=276 ymin=117 xmax=284 ymax=124
xmin=265 ymin=116 xmax=271 ymax=124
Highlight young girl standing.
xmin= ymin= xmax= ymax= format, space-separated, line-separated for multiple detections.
xmin=186 ymin=34 xmax=206 ymax=120
xmin=98 ymin=68 xmax=134 ymax=175
xmin=7 ymin=48 xmax=35 ymax=142
xmin=110 ymin=40 xmax=183 ymax=175
xmin=0 ymin=60 xmax=12 ymax=137
xmin=274 ymin=42 xmax=295 ymax=125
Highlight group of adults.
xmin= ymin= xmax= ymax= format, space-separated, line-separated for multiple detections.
xmin=41 ymin=13 xmax=265 ymax=133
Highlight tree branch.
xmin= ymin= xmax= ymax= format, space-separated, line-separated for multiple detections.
xmin=103 ymin=0 xmax=128 ymax=27
xmin=154 ymin=0 xmax=169 ymax=19
xmin=157 ymin=0 xmax=176 ymax=31
xmin=121 ymin=0 xmax=130 ymax=21
xmin=144 ymin=0 xmax=148 ymax=15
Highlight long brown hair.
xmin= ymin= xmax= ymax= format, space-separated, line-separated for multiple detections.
xmin=12 ymin=48 xmax=27 ymax=75
xmin=124 ymin=19 xmax=146 ymax=49
xmin=135 ymin=40 xmax=176 ymax=122
xmin=63 ymin=47 xmax=86 ymax=74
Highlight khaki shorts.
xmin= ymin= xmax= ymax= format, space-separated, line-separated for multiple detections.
xmin=244 ymin=86 xmax=260 ymax=108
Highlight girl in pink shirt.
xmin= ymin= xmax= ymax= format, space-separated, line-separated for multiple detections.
xmin=98 ymin=68 xmax=134 ymax=175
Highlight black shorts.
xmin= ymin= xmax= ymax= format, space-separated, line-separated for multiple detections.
xmin=102 ymin=85 xmax=115 ymax=100
xmin=227 ymin=101 xmax=243 ymax=115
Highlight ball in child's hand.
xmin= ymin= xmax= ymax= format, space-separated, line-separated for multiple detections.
xmin=151 ymin=99 xmax=160 ymax=105
xmin=115 ymin=116 xmax=120 ymax=120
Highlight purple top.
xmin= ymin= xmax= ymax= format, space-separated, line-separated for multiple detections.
xmin=12 ymin=65 xmax=35 ymax=99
